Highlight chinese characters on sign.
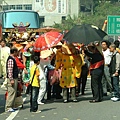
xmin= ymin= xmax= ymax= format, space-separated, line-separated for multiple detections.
xmin=107 ymin=16 xmax=120 ymax=35
xmin=36 ymin=0 xmax=67 ymax=14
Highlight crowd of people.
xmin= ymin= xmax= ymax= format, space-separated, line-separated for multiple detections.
xmin=0 ymin=37 xmax=120 ymax=113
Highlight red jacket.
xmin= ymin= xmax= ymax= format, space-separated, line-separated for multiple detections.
xmin=15 ymin=57 xmax=25 ymax=70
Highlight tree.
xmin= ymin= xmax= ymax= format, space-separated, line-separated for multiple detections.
xmin=53 ymin=2 xmax=120 ymax=31
xmin=54 ymin=15 xmax=81 ymax=31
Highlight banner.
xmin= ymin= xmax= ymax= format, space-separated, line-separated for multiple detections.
xmin=35 ymin=0 xmax=67 ymax=14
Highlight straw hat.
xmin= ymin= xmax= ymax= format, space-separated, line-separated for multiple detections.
xmin=57 ymin=42 xmax=62 ymax=46
xmin=14 ymin=44 xmax=23 ymax=51
xmin=88 ymin=41 xmax=103 ymax=55
xmin=94 ymin=41 xmax=103 ymax=55
xmin=52 ymin=42 xmax=62 ymax=48
xmin=61 ymin=43 xmax=76 ymax=55
xmin=40 ymin=49 xmax=53 ymax=59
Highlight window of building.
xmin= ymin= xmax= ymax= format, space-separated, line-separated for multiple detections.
xmin=41 ymin=0 xmax=43 ymax=6
xmin=3 ymin=5 xmax=8 ymax=11
xmin=36 ymin=0 xmax=39 ymax=2
xmin=3 ymin=4 xmax=32 ymax=11
xmin=23 ymin=4 xmax=32 ymax=10
xmin=58 ymin=0 xmax=61 ymax=13
xmin=16 ymin=5 xmax=22 ymax=10
xmin=10 ymin=5 xmax=15 ymax=10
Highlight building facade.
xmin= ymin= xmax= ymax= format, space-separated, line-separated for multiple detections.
xmin=0 ymin=0 xmax=80 ymax=27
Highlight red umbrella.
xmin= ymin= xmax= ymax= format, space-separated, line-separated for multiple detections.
xmin=34 ymin=27 xmax=61 ymax=33
xmin=34 ymin=31 xmax=63 ymax=52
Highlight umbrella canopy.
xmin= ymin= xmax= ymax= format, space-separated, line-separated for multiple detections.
xmin=34 ymin=31 xmax=63 ymax=52
xmin=64 ymin=24 xmax=107 ymax=45
xmin=35 ymin=27 xmax=61 ymax=33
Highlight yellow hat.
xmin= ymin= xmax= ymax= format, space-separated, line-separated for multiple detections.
xmin=40 ymin=49 xmax=53 ymax=59
xmin=61 ymin=43 xmax=77 ymax=55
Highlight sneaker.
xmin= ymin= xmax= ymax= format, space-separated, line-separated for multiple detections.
xmin=38 ymin=102 xmax=44 ymax=105
xmin=13 ymin=108 xmax=18 ymax=110
xmin=63 ymin=100 xmax=68 ymax=103
xmin=32 ymin=110 xmax=41 ymax=113
xmin=7 ymin=108 xmax=15 ymax=112
xmin=111 ymin=97 xmax=119 ymax=101
xmin=72 ymin=99 xmax=78 ymax=102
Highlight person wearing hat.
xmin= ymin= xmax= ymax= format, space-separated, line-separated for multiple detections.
xmin=22 ymin=45 xmax=32 ymax=86
xmin=55 ymin=43 xmax=83 ymax=103
xmin=82 ymin=42 xmax=104 ymax=103
xmin=37 ymin=49 xmax=53 ymax=104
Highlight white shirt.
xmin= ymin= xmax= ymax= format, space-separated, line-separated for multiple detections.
xmin=102 ymin=48 xmax=112 ymax=65
xmin=0 ymin=46 xmax=10 ymax=61
xmin=40 ymin=58 xmax=51 ymax=70
xmin=38 ymin=64 xmax=46 ymax=81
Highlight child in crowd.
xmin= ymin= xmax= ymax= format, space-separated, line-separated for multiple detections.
xmin=30 ymin=56 xmax=41 ymax=113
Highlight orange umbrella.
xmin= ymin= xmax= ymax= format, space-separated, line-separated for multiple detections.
xmin=35 ymin=27 xmax=61 ymax=33
xmin=34 ymin=31 xmax=63 ymax=52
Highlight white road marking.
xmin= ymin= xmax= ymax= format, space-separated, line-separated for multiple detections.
xmin=63 ymin=118 xmax=69 ymax=120
xmin=24 ymin=118 xmax=28 ymax=119
xmin=6 ymin=97 xmax=26 ymax=120
xmin=69 ymin=106 xmax=72 ymax=108
xmin=53 ymin=113 xmax=57 ymax=115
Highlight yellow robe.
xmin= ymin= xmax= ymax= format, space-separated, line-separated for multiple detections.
xmin=55 ymin=49 xmax=83 ymax=88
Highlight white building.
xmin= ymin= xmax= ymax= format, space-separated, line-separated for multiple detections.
xmin=0 ymin=0 xmax=80 ymax=27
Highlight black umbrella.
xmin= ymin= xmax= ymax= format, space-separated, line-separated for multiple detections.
xmin=64 ymin=24 xmax=107 ymax=45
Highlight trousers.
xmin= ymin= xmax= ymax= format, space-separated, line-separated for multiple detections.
xmin=102 ymin=66 xmax=112 ymax=93
xmin=5 ymin=78 xmax=18 ymax=111
xmin=30 ymin=86 xmax=39 ymax=112
xmin=111 ymin=76 xmax=119 ymax=97
xmin=91 ymin=69 xmax=103 ymax=101
xmin=63 ymin=87 xmax=76 ymax=100
xmin=0 ymin=60 xmax=7 ymax=78
xmin=37 ymin=80 xmax=46 ymax=102
xmin=76 ymin=65 xmax=88 ymax=94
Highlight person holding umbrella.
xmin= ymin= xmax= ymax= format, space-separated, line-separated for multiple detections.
xmin=55 ymin=43 xmax=83 ymax=103
xmin=82 ymin=42 xmax=104 ymax=103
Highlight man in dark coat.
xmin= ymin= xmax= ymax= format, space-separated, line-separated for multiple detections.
xmin=82 ymin=42 xmax=104 ymax=103
xmin=109 ymin=44 xmax=120 ymax=102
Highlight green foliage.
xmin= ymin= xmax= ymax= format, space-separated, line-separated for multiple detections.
xmin=53 ymin=15 xmax=81 ymax=31
xmin=53 ymin=2 xmax=120 ymax=31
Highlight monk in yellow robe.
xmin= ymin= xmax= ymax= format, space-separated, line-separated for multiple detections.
xmin=55 ymin=43 xmax=84 ymax=103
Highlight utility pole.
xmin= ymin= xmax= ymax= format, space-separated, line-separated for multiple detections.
xmin=91 ymin=0 xmax=94 ymax=15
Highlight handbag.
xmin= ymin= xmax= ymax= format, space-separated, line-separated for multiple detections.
xmin=26 ymin=67 xmax=37 ymax=94
xmin=51 ymin=69 xmax=61 ymax=85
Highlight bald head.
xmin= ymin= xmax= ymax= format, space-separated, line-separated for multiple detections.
xmin=109 ymin=43 xmax=116 ymax=52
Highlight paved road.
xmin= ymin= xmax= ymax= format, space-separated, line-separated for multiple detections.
xmin=0 ymin=78 xmax=120 ymax=120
